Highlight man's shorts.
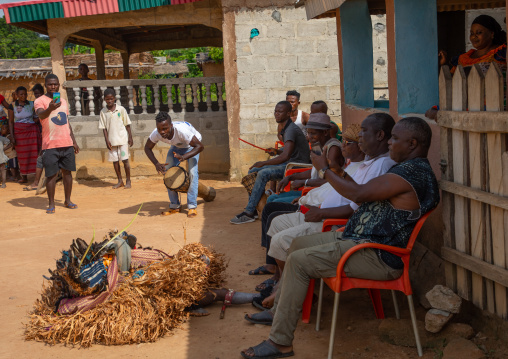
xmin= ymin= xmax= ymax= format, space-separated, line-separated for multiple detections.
xmin=42 ymin=146 xmax=76 ymax=178
xmin=7 ymin=157 xmax=18 ymax=169
xmin=108 ymin=144 xmax=129 ymax=162
xmin=36 ymin=154 xmax=43 ymax=169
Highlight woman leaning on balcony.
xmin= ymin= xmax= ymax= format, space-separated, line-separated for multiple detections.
xmin=426 ymin=14 xmax=507 ymax=120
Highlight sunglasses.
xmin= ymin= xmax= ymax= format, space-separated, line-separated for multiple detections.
xmin=342 ymin=140 xmax=358 ymax=146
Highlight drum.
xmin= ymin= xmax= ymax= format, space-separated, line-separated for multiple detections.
xmin=164 ymin=166 xmax=190 ymax=192
xmin=241 ymin=172 xmax=267 ymax=213
xmin=163 ymin=165 xmax=216 ymax=202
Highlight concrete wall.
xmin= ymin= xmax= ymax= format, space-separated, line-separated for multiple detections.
xmin=70 ymin=112 xmax=229 ymax=179
xmin=231 ymin=6 xmax=342 ymax=175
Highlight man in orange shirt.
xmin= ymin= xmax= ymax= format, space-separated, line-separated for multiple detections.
xmin=34 ymin=74 xmax=79 ymax=214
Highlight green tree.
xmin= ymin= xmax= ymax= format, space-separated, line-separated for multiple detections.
xmin=0 ymin=17 xmax=51 ymax=58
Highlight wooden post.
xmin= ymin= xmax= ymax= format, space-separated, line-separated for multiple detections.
xmin=451 ymin=65 xmax=471 ymax=300
xmin=47 ymin=25 xmax=68 ymax=102
xmin=485 ymin=63 xmax=507 ymax=318
xmin=439 ymin=66 xmax=452 ymax=111
xmin=94 ymin=42 xmax=106 ymax=80
xmin=467 ymin=64 xmax=486 ymax=309
xmin=121 ymin=52 xmax=130 ymax=80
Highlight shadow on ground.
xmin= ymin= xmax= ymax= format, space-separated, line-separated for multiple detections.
xmin=7 ymin=196 xmax=61 ymax=210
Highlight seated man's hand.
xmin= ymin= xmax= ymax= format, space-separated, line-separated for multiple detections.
xmin=304 ymin=206 xmax=322 ymax=222
xmin=291 ymin=197 xmax=301 ymax=205
xmin=277 ymin=176 xmax=290 ymax=193
xmin=291 ymin=179 xmax=305 ymax=190
xmin=425 ymin=107 xmax=438 ymax=121
xmin=265 ymin=147 xmax=278 ymax=156
xmin=249 ymin=161 xmax=265 ymax=170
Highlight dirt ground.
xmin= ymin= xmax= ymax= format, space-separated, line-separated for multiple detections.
xmin=0 ymin=176 xmax=503 ymax=359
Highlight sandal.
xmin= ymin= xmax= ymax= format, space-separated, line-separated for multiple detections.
xmin=64 ymin=202 xmax=78 ymax=209
xmin=244 ymin=311 xmax=274 ymax=326
xmin=46 ymin=207 xmax=55 ymax=214
xmin=23 ymin=186 xmax=37 ymax=191
xmin=161 ymin=208 xmax=181 ymax=216
xmin=220 ymin=289 xmax=235 ymax=319
xmin=188 ymin=208 xmax=197 ymax=218
xmin=249 ymin=265 xmax=275 ymax=276
xmin=255 ymin=278 xmax=277 ymax=292
xmin=241 ymin=340 xmax=294 ymax=359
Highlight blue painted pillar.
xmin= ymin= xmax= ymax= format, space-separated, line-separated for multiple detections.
xmin=339 ymin=0 xmax=374 ymax=108
xmin=393 ymin=0 xmax=439 ymax=114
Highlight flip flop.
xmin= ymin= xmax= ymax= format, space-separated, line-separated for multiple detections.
xmin=64 ymin=202 xmax=78 ymax=209
xmin=244 ymin=310 xmax=273 ymax=326
xmin=249 ymin=265 xmax=275 ymax=275
xmin=255 ymin=278 xmax=277 ymax=292
xmin=241 ymin=340 xmax=294 ymax=359
xmin=252 ymin=297 xmax=266 ymax=311
xmin=46 ymin=207 xmax=55 ymax=214
xmin=23 ymin=186 xmax=37 ymax=191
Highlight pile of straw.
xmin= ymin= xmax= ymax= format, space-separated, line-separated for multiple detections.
xmin=24 ymin=243 xmax=227 ymax=347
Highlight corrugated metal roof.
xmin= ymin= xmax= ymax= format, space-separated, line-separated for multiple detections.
xmin=0 ymin=0 xmax=205 ymax=24
xmin=62 ymin=0 xmax=119 ymax=18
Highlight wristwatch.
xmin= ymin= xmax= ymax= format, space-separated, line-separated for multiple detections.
xmin=318 ymin=166 xmax=329 ymax=179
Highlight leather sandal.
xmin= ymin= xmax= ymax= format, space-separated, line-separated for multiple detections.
xmin=161 ymin=208 xmax=181 ymax=216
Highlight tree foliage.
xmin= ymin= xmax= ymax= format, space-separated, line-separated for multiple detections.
xmin=0 ymin=18 xmax=51 ymax=58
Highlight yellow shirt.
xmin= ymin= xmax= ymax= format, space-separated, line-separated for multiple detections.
xmin=99 ymin=105 xmax=131 ymax=146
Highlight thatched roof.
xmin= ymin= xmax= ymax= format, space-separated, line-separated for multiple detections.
xmin=0 ymin=52 xmax=188 ymax=79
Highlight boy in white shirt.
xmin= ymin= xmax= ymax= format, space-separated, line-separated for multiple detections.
xmin=144 ymin=111 xmax=204 ymax=218
xmin=99 ymin=88 xmax=133 ymax=189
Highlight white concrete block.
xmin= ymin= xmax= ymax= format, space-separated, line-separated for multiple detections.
xmin=239 ymin=104 xmax=258 ymax=119
xmin=257 ymin=104 xmax=277 ymax=119
xmin=297 ymin=54 xmax=327 ymax=69
xmin=278 ymin=7 xmax=307 ymax=22
xmin=327 ymin=20 xmax=338 ymax=36
xmin=266 ymin=23 xmax=296 ymax=39
xmin=266 ymin=56 xmax=297 ymax=71
xmin=297 ymin=22 xmax=327 ymax=37
xmin=284 ymin=39 xmax=316 ymax=54
xmin=284 ymin=71 xmax=316 ymax=87
xmin=317 ymin=39 xmax=340 ymax=54
xmin=86 ymin=136 xmax=108 ymax=149
xmin=237 ymin=56 xmax=267 ymax=73
xmin=251 ymin=71 xmax=284 ymax=89
xmin=72 ymin=121 xmax=99 ymax=136
xmin=236 ymin=42 xmax=252 ymax=55
xmin=314 ymin=70 xmax=340 ymax=86
xmin=327 ymin=54 xmax=340 ymax=68
xmin=240 ymin=119 xmax=268 ymax=134
xmin=240 ymin=89 xmax=268 ymax=104
xmin=237 ymin=74 xmax=253 ymax=89
xmin=251 ymin=39 xmax=282 ymax=55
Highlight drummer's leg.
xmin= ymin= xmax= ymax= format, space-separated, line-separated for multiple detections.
xmin=165 ymin=147 xmax=180 ymax=209
xmin=186 ymin=149 xmax=199 ymax=209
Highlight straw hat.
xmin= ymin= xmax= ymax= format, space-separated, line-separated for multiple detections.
xmin=342 ymin=124 xmax=361 ymax=142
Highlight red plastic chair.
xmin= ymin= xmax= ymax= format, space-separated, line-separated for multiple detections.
xmin=304 ymin=210 xmax=434 ymax=358
xmin=283 ymin=167 xmax=311 ymax=192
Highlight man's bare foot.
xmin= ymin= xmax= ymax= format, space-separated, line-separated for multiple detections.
xmin=0 ymin=183 xmax=6 ymax=188
xmin=112 ymin=181 xmax=124 ymax=189
xmin=124 ymin=180 xmax=131 ymax=189
xmin=241 ymin=339 xmax=293 ymax=358
xmin=18 ymin=178 xmax=27 ymax=184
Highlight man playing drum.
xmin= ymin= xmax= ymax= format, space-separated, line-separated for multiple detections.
xmin=144 ymin=112 xmax=204 ymax=218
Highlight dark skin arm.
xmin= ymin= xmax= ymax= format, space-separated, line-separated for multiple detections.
xmin=69 ymin=123 xmax=79 ymax=154
xmin=250 ymin=140 xmax=295 ymax=169
xmin=144 ymin=138 xmax=165 ymax=174
xmin=102 ymin=129 xmax=112 ymax=150
xmin=311 ymin=152 xmax=418 ymax=210
xmin=304 ymin=204 xmax=354 ymax=222
xmin=36 ymin=99 xmax=61 ymax=120
xmin=173 ymin=136 xmax=204 ymax=161
xmin=126 ymin=125 xmax=133 ymax=147
xmin=7 ymin=107 xmax=15 ymax=146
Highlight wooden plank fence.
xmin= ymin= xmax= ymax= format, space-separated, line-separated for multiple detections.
xmin=438 ymin=63 xmax=508 ymax=319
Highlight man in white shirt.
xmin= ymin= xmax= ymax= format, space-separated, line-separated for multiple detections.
xmin=144 ymin=112 xmax=204 ymax=218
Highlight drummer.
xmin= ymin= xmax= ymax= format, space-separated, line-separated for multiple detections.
xmin=144 ymin=112 xmax=204 ymax=218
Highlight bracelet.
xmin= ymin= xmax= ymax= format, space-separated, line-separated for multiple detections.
xmin=304 ymin=179 xmax=309 ymax=187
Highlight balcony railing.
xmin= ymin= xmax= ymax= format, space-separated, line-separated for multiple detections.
xmin=63 ymin=77 xmax=226 ymax=117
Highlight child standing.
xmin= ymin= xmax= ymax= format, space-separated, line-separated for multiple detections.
xmin=1 ymin=124 xmax=21 ymax=182
xmin=99 ymin=88 xmax=133 ymax=189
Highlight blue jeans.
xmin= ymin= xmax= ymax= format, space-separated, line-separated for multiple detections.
xmin=246 ymin=164 xmax=287 ymax=213
xmin=165 ymin=146 xmax=199 ymax=209
xmin=266 ymin=190 xmax=302 ymax=204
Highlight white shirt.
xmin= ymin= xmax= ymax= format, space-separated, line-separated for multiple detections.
xmin=299 ymin=160 xmax=364 ymax=208
xmin=319 ymin=152 xmax=396 ymax=210
xmin=149 ymin=121 xmax=202 ymax=148
xmin=98 ymin=105 xmax=131 ymax=146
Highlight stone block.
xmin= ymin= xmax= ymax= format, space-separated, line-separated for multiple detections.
xmin=251 ymin=39 xmax=282 ymax=56
xmin=71 ymin=121 xmax=99 ymax=136
xmin=239 ymin=104 xmax=258 ymax=119
xmin=237 ymin=57 xmax=267 ymax=73
xmin=299 ymin=86 xmax=327 ymax=102
xmin=284 ymin=71 xmax=316 ymax=87
xmin=327 ymin=54 xmax=340 ymax=69
xmin=76 ymin=150 xmax=103 ymax=164
xmin=314 ymin=70 xmax=340 ymax=86
xmin=255 ymin=133 xmax=278 ymax=147
xmin=298 ymin=54 xmax=327 ymax=69
xmin=74 ymin=136 xmax=84 ymax=149
xmin=236 ymin=42 xmax=252 ymax=56
xmin=86 ymin=136 xmax=108 ymax=149
xmin=131 ymin=136 xmax=143 ymax=149
xmin=442 ymin=338 xmax=485 ymax=359
xmin=202 ymin=117 xmax=228 ymax=131
xmin=235 ymin=24 xmax=259 ymax=41
xmin=284 ymin=39 xmax=315 ymax=54
xmin=297 ymin=22 xmax=327 ymax=37
xmin=426 ymin=285 xmax=462 ymax=314
xmin=327 ymin=20 xmax=338 ymax=36
xmin=251 ymin=71 xmax=284 ymax=89
xmin=200 ymin=134 xmax=215 ymax=146
xmin=278 ymin=7 xmax=306 ymax=22
xmin=132 ymin=120 xmax=153 ymax=135
xmin=268 ymin=89 xmax=289 ymax=101
xmin=266 ymin=55 xmax=297 ymax=71
xmin=257 ymin=104 xmax=276 ymax=119
xmin=266 ymin=23 xmax=295 ymax=39
xmin=240 ymin=89 xmax=268 ymax=104
xmin=240 ymin=119 xmax=268 ymax=134
xmin=425 ymin=309 xmax=453 ymax=333
xmin=317 ymin=38 xmax=339 ymax=54
xmin=329 ymin=85 xmax=341 ymax=100
xmin=237 ymin=74 xmax=253 ymax=89
xmin=235 ymin=10 xmax=252 ymax=23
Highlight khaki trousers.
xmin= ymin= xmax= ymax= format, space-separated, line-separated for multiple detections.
xmin=269 ymin=231 xmax=403 ymax=346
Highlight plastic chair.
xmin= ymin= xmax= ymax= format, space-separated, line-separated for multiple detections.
xmin=283 ymin=167 xmax=311 ymax=192
xmin=305 ymin=210 xmax=434 ymax=358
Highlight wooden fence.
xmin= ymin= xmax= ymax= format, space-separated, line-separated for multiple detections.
xmin=438 ymin=63 xmax=508 ymax=319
